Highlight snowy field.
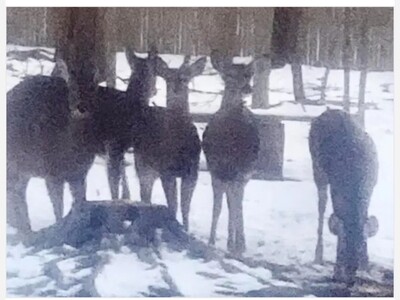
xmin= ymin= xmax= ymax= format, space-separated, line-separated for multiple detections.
xmin=6 ymin=45 xmax=394 ymax=297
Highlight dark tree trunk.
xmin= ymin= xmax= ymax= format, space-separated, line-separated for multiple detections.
xmin=210 ymin=8 xmax=238 ymax=57
xmin=357 ymin=9 xmax=369 ymax=129
xmin=342 ymin=8 xmax=352 ymax=112
xmin=291 ymin=63 xmax=306 ymax=102
xmin=287 ymin=8 xmax=306 ymax=103
xmin=252 ymin=58 xmax=271 ymax=109
xmin=252 ymin=8 xmax=274 ymax=109
xmin=320 ymin=67 xmax=330 ymax=103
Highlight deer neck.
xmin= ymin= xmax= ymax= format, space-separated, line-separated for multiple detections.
xmin=221 ymin=87 xmax=244 ymax=110
xmin=166 ymin=84 xmax=190 ymax=114
xmin=126 ymin=77 xmax=150 ymax=109
xmin=166 ymin=95 xmax=190 ymax=114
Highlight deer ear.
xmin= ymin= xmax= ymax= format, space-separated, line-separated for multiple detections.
xmin=148 ymin=45 xmax=158 ymax=59
xmin=365 ymin=215 xmax=379 ymax=238
xmin=155 ymin=56 xmax=170 ymax=79
xmin=125 ymin=46 xmax=138 ymax=70
xmin=328 ymin=214 xmax=344 ymax=236
xmin=245 ymin=60 xmax=256 ymax=77
xmin=189 ymin=57 xmax=207 ymax=78
xmin=210 ymin=50 xmax=228 ymax=73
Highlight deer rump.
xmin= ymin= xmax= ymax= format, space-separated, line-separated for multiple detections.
xmin=132 ymin=106 xmax=201 ymax=177
xmin=309 ymin=110 xmax=379 ymax=272
xmin=7 ymin=76 xmax=75 ymax=176
xmin=310 ymin=111 xmax=378 ymax=216
xmin=202 ymin=108 xmax=260 ymax=181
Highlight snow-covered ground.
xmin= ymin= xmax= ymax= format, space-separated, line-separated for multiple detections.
xmin=6 ymin=45 xmax=394 ymax=297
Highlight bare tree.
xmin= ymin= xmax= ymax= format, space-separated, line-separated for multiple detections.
xmin=356 ymin=8 xmax=370 ymax=129
xmin=342 ymin=8 xmax=352 ymax=112
xmin=252 ymin=8 xmax=274 ymax=109
xmin=287 ymin=8 xmax=306 ymax=103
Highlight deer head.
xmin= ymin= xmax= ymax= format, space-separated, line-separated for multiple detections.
xmin=210 ymin=50 xmax=255 ymax=97
xmin=125 ymin=45 xmax=160 ymax=103
xmin=155 ymin=55 xmax=207 ymax=112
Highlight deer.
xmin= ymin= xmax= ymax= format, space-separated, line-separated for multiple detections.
xmin=50 ymin=49 xmax=148 ymax=201
xmin=7 ymin=74 xmax=97 ymax=234
xmin=124 ymin=50 xmax=206 ymax=232
xmin=6 ymin=48 xmax=158 ymax=233
xmin=309 ymin=108 xmax=379 ymax=284
xmin=202 ymin=50 xmax=260 ymax=254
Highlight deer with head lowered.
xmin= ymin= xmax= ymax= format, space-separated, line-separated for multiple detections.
xmin=309 ymin=109 xmax=379 ymax=284
xmin=125 ymin=50 xmax=206 ymax=231
xmin=202 ymin=50 xmax=260 ymax=254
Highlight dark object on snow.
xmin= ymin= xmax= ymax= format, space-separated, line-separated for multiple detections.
xmin=309 ymin=109 xmax=379 ymax=285
xmin=7 ymin=75 xmax=96 ymax=233
xmin=125 ymin=49 xmax=203 ymax=232
xmin=202 ymin=50 xmax=260 ymax=254
xmin=28 ymin=201 xmax=188 ymax=249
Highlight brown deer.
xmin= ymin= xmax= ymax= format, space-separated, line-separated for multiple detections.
xmin=309 ymin=109 xmax=379 ymax=284
xmin=202 ymin=50 xmax=260 ymax=254
xmin=125 ymin=51 xmax=206 ymax=231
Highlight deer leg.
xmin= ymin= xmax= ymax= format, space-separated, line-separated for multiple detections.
xmin=226 ymin=182 xmax=237 ymax=253
xmin=7 ymin=173 xmax=31 ymax=233
xmin=209 ymin=175 xmax=224 ymax=246
xmin=231 ymin=181 xmax=246 ymax=254
xmin=134 ymin=154 xmax=157 ymax=204
xmin=45 ymin=177 xmax=64 ymax=222
xmin=107 ymin=143 xmax=125 ymax=200
xmin=180 ymin=173 xmax=198 ymax=232
xmin=313 ymin=160 xmax=329 ymax=264
xmin=161 ymin=176 xmax=178 ymax=218
xmin=121 ymin=167 xmax=130 ymax=200
xmin=68 ymin=175 xmax=87 ymax=204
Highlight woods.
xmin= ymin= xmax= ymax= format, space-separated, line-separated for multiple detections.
xmin=7 ymin=7 xmax=393 ymax=72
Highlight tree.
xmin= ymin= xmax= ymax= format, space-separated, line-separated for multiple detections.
xmin=342 ymin=7 xmax=352 ymax=112
xmin=289 ymin=8 xmax=306 ymax=103
xmin=252 ymin=8 xmax=274 ymax=109
xmin=356 ymin=8 xmax=372 ymax=129
xmin=209 ymin=8 xmax=238 ymax=57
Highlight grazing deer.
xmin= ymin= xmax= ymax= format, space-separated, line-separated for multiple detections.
xmin=309 ymin=109 xmax=379 ymax=284
xmin=125 ymin=51 xmax=206 ymax=231
xmin=7 ymin=75 xmax=97 ymax=233
xmin=202 ymin=50 xmax=260 ymax=254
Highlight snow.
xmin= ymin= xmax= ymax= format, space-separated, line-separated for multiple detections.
xmin=6 ymin=45 xmax=394 ymax=296
xmin=95 ymin=250 xmax=169 ymax=297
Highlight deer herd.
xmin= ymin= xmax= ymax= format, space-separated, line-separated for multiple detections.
xmin=7 ymin=47 xmax=379 ymax=284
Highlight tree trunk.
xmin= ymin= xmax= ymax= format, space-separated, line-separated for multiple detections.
xmin=342 ymin=8 xmax=352 ymax=112
xmin=99 ymin=8 xmax=116 ymax=88
xmin=320 ymin=67 xmax=330 ymax=103
xmin=357 ymin=9 xmax=369 ymax=129
xmin=287 ymin=8 xmax=306 ymax=103
xmin=252 ymin=8 xmax=274 ymax=109
xmin=252 ymin=57 xmax=271 ymax=108
xmin=291 ymin=63 xmax=306 ymax=102
xmin=209 ymin=8 xmax=238 ymax=57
